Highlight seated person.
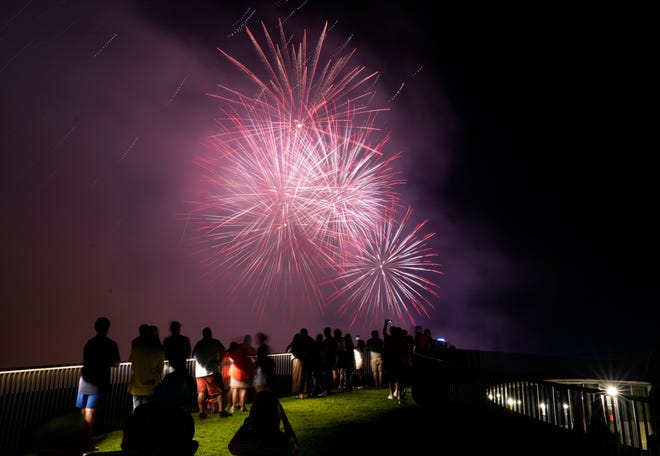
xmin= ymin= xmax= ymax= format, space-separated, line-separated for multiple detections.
xmin=27 ymin=409 xmax=92 ymax=456
xmin=121 ymin=369 xmax=198 ymax=456
xmin=228 ymin=389 xmax=299 ymax=456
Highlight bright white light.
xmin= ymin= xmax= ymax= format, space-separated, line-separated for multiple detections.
xmin=606 ymin=386 xmax=619 ymax=397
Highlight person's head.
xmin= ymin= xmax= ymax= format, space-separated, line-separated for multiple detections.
xmin=249 ymin=390 xmax=282 ymax=434
xmin=154 ymin=370 xmax=193 ymax=409
xmin=300 ymin=328 xmax=308 ymax=337
xmin=170 ymin=321 xmax=182 ymax=334
xmin=149 ymin=325 xmax=160 ymax=344
xmin=202 ymin=327 xmax=212 ymax=339
xmin=256 ymin=332 xmax=268 ymax=344
xmin=371 ymin=330 xmax=379 ymax=338
xmin=138 ymin=323 xmax=149 ymax=337
xmin=94 ymin=317 xmax=110 ymax=335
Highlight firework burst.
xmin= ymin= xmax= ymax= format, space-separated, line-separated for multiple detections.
xmin=327 ymin=206 xmax=443 ymax=328
xmin=188 ymin=19 xmax=442 ymax=323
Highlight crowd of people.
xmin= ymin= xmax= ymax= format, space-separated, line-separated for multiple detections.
xmin=282 ymin=319 xmax=450 ymax=403
xmin=34 ymin=316 xmax=446 ymax=455
xmin=33 ymin=315 xmax=659 ymax=456
xmin=67 ymin=317 xmax=304 ymax=455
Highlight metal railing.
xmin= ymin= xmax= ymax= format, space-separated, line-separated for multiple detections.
xmin=487 ymin=378 xmax=653 ymax=452
xmin=3 ymin=350 xmax=655 ymax=455
xmin=0 ymin=354 xmax=295 ymax=456
xmin=411 ymin=352 xmax=656 ymax=455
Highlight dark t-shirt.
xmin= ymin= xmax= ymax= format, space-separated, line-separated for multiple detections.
xmin=231 ymin=427 xmax=293 ymax=456
xmin=79 ymin=334 xmax=120 ymax=394
xmin=121 ymin=402 xmax=196 ymax=455
xmin=366 ymin=336 xmax=384 ymax=354
xmin=163 ymin=333 xmax=192 ymax=368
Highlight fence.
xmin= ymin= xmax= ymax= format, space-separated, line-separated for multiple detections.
xmin=0 ymin=354 xmax=295 ymax=456
xmin=411 ymin=353 xmax=655 ymax=455
xmin=2 ymin=350 xmax=655 ymax=455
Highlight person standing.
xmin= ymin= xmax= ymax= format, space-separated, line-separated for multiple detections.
xmin=342 ymin=333 xmax=356 ymax=391
xmin=253 ymin=332 xmax=275 ymax=392
xmin=127 ymin=324 xmax=165 ymax=411
xmin=163 ymin=320 xmax=192 ymax=373
xmin=75 ymin=316 xmax=120 ymax=435
xmin=353 ymin=338 xmax=366 ymax=389
xmin=366 ymin=329 xmax=384 ymax=387
xmin=286 ymin=333 xmax=307 ymax=399
xmin=121 ymin=368 xmax=199 ymax=456
xmin=192 ymin=327 xmax=230 ymax=418
xmin=321 ymin=327 xmax=336 ymax=395
xmin=229 ymin=334 xmax=257 ymax=412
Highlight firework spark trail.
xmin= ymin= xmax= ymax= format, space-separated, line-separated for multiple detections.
xmin=215 ymin=20 xmax=383 ymax=125
xmin=328 ymin=206 xmax=443 ymax=328
xmin=281 ymin=0 xmax=309 ymax=24
xmin=118 ymin=136 xmax=139 ymax=162
xmin=190 ymin=19 xmax=442 ymax=322
xmin=326 ymin=20 xmax=339 ymax=33
xmin=411 ymin=65 xmax=424 ymax=77
xmin=388 ymin=82 xmax=405 ymax=103
xmin=228 ymin=8 xmax=256 ymax=39
xmin=0 ymin=0 xmax=33 ymax=38
xmin=165 ymin=75 xmax=189 ymax=107
xmin=0 ymin=39 xmax=34 ymax=74
xmin=92 ymin=32 xmax=117 ymax=58
xmin=330 ymin=34 xmax=353 ymax=60
xmin=48 ymin=123 xmax=78 ymax=154
xmin=180 ymin=211 xmax=191 ymax=243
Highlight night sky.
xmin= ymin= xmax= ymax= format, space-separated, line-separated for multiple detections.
xmin=2 ymin=0 xmax=656 ymax=369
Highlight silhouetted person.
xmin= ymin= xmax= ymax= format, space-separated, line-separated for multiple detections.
xmin=306 ymin=333 xmax=323 ymax=397
xmin=321 ymin=327 xmax=337 ymax=395
xmin=228 ymin=389 xmax=299 ymax=456
xmin=131 ymin=323 xmax=150 ymax=348
xmin=75 ymin=316 xmax=120 ymax=437
xmin=366 ymin=329 xmax=384 ymax=387
xmin=128 ymin=324 xmax=164 ymax=410
xmin=192 ymin=327 xmax=229 ymax=418
xmin=163 ymin=320 xmax=192 ymax=372
xmin=299 ymin=328 xmax=315 ymax=394
xmin=27 ymin=409 xmax=91 ymax=456
xmin=354 ymin=338 xmax=366 ymax=389
xmin=286 ymin=332 xmax=306 ymax=399
xmin=342 ymin=333 xmax=355 ymax=391
xmin=253 ymin=332 xmax=275 ymax=392
xmin=121 ymin=368 xmax=198 ymax=456
xmin=230 ymin=334 xmax=256 ymax=412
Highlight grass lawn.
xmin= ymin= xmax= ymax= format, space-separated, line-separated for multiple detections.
xmin=92 ymin=387 xmax=426 ymax=455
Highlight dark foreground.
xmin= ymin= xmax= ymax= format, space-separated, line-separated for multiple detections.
xmin=341 ymin=398 xmax=628 ymax=456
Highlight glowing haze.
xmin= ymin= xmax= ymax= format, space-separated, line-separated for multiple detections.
xmin=3 ymin=1 xmax=651 ymax=369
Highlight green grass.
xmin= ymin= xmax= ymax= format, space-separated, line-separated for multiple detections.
xmin=92 ymin=387 xmax=422 ymax=455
